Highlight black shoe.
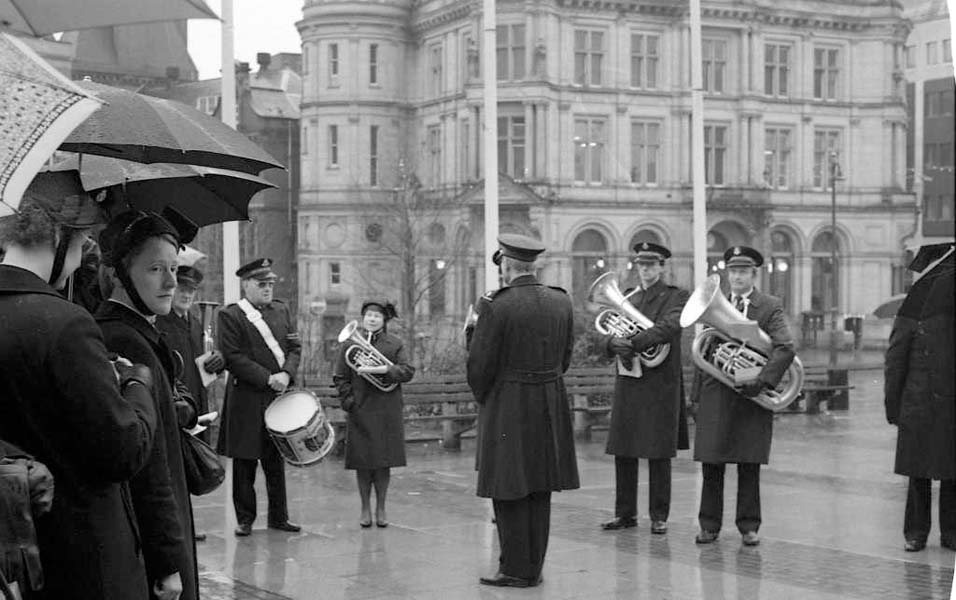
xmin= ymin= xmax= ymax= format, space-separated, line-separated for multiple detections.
xmin=234 ymin=523 xmax=252 ymax=537
xmin=904 ymin=538 xmax=926 ymax=552
xmin=194 ymin=532 xmax=207 ymax=542
xmin=741 ymin=531 xmax=760 ymax=546
xmin=695 ymin=529 xmax=719 ymax=544
xmin=479 ymin=572 xmax=530 ymax=588
xmin=527 ymin=574 xmax=543 ymax=587
xmin=376 ymin=520 xmax=389 ymax=528
xmin=651 ymin=521 xmax=667 ymax=535
xmin=268 ymin=521 xmax=301 ymax=533
xmin=601 ymin=517 xmax=637 ymax=530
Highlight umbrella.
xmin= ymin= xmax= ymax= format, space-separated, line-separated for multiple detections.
xmin=178 ymin=245 xmax=207 ymax=267
xmin=51 ymin=154 xmax=275 ymax=227
xmin=61 ymin=81 xmax=285 ymax=176
xmin=0 ymin=32 xmax=102 ymax=215
xmin=871 ymin=293 xmax=907 ymax=319
xmin=0 ymin=0 xmax=217 ymax=37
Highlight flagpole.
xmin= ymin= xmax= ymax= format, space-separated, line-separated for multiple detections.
xmin=690 ymin=0 xmax=707 ymax=287
xmin=481 ymin=0 xmax=499 ymax=291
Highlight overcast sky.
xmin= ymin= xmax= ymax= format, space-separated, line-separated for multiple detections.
xmin=187 ymin=0 xmax=303 ymax=80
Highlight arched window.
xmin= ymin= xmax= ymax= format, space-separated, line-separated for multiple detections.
xmin=571 ymin=229 xmax=609 ymax=305
xmin=811 ymin=231 xmax=841 ymax=313
xmin=768 ymin=230 xmax=794 ymax=311
xmin=707 ymin=230 xmax=730 ymax=274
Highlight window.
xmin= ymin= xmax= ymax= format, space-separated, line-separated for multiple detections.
xmin=630 ymin=34 xmax=659 ymax=89
xmin=429 ymin=44 xmax=443 ymax=96
xmin=301 ymin=124 xmax=308 ymax=155
xmin=574 ymin=30 xmax=604 ymax=86
xmin=926 ymin=90 xmax=941 ymax=117
xmin=768 ymin=230 xmax=794 ymax=312
xmin=702 ymin=39 xmax=727 ymax=93
xmin=427 ymin=125 xmax=442 ymax=186
xmin=496 ymin=24 xmax=526 ymax=81
xmin=497 ymin=116 xmax=526 ymax=179
xmin=328 ymin=124 xmax=339 ymax=167
xmin=369 ymin=44 xmax=379 ymax=85
xmin=905 ymin=45 xmax=915 ymax=68
xmin=195 ymin=95 xmax=219 ymax=115
xmin=764 ymin=128 xmax=792 ymax=189
xmin=328 ymin=43 xmax=339 ymax=86
xmin=571 ymin=229 xmax=609 ymax=304
xmin=330 ymin=262 xmax=341 ymax=285
xmin=704 ymin=124 xmax=727 ymax=185
xmin=429 ymin=259 xmax=447 ymax=317
xmin=573 ymin=117 xmax=606 ymax=184
xmin=811 ymin=232 xmax=840 ymax=313
xmin=926 ymin=41 xmax=939 ymax=65
xmin=302 ymin=44 xmax=309 ymax=74
xmin=460 ymin=118 xmax=471 ymax=179
xmin=944 ymin=39 xmax=952 ymax=63
xmin=813 ymin=129 xmax=841 ymax=188
xmin=764 ymin=43 xmax=790 ymax=97
xmin=369 ymin=125 xmax=379 ymax=186
xmin=813 ymin=47 xmax=840 ymax=100
xmin=630 ymin=121 xmax=660 ymax=185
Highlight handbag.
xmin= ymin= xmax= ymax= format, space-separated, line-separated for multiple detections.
xmin=180 ymin=431 xmax=225 ymax=496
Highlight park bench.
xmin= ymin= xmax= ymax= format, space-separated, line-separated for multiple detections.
xmin=791 ymin=364 xmax=855 ymax=414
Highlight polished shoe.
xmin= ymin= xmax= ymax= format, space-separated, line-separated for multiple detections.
xmin=268 ymin=521 xmax=301 ymax=533
xmin=741 ymin=531 xmax=760 ymax=546
xmin=527 ymin=574 xmax=544 ymax=587
xmin=479 ymin=572 xmax=530 ymax=588
xmin=194 ymin=532 xmax=207 ymax=542
xmin=904 ymin=538 xmax=926 ymax=552
xmin=601 ymin=517 xmax=637 ymax=530
xmin=360 ymin=519 xmax=372 ymax=529
xmin=376 ymin=520 xmax=389 ymax=528
xmin=651 ymin=521 xmax=667 ymax=535
xmin=234 ymin=523 xmax=252 ymax=537
xmin=695 ymin=529 xmax=719 ymax=544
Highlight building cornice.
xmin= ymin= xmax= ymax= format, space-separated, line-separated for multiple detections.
xmin=411 ymin=0 xmax=476 ymax=35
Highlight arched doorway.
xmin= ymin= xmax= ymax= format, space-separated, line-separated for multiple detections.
xmin=768 ymin=229 xmax=795 ymax=312
xmin=571 ymin=228 xmax=609 ymax=305
xmin=810 ymin=231 xmax=840 ymax=313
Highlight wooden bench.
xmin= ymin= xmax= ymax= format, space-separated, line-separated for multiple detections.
xmin=792 ymin=365 xmax=854 ymax=414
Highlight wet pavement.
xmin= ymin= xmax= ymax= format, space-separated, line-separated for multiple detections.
xmin=193 ymin=363 xmax=955 ymax=599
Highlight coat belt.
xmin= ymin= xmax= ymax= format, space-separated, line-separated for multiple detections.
xmin=500 ymin=369 xmax=560 ymax=384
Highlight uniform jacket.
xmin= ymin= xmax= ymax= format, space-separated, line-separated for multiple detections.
xmin=95 ymin=301 xmax=198 ymax=600
xmin=0 ymin=265 xmax=155 ymax=600
xmin=693 ymin=288 xmax=795 ymax=465
xmin=155 ymin=309 xmax=209 ymax=420
xmin=217 ymin=299 xmax=301 ymax=459
xmin=332 ymin=329 xmax=415 ymax=469
xmin=885 ymin=254 xmax=955 ymax=480
xmin=604 ymin=279 xmax=690 ymax=458
xmin=467 ymin=274 xmax=580 ymax=500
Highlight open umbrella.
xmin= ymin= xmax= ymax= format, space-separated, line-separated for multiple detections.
xmin=60 ymin=81 xmax=284 ymax=176
xmin=0 ymin=0 xmax=217 ymax=37
xmin=0 ymin=32 xmax=102 ymax=215
xmin=51 ymin=154 xmax=275 ymax=227
xmin=872 ymin=294 xmax=907 ymax=319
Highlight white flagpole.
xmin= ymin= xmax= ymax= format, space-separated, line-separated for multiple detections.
xmin=690 ymin=0 xmax=707 ymax=287
xmin=481 ymin=0 xmax=499 ymax=291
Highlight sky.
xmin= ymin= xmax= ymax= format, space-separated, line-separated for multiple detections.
xmin=187 ymin=0 xmax=304 ymax=80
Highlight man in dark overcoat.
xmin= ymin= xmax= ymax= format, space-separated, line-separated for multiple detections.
xmin=467 ymin=233 xmax=579 ymax=589
xmin=602 ymin=242 xmax=689 ymax=534
xmin=884 ymin=243 xmax=955 ymax=552
xmin=217 ymin=258 xmax=302 ymax=536
xmin=0 ymin=171 xmax=158 ymax=599
xmin=693 ymin=246 xmax=795 ymax=547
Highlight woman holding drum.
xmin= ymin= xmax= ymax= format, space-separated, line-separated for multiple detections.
xmin=333 ymin=300 xmax=415 ymax=528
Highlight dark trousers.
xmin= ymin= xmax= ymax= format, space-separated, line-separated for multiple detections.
xmin=614 ymin=457 xmax=671 ymax=522
xmin=904 ymin=478 xmax=956 ymax=542
xmin=232 ymin=440 xmax=288 ymax=526
xmin=698 ymin=462 xmax=761 ymax=534
xmin=492 ymin=491 xmax=552 ymax=581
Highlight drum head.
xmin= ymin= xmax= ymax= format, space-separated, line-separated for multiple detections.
xmin=265 ymin=390 xmax=319 ymax=433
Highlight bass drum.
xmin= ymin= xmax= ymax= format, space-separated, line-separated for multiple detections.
xmin=264 ymin=390 xmax=336 ymax=467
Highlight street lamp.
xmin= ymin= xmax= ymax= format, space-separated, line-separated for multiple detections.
xmin=828 ymin=152 xmax=843 ymax=367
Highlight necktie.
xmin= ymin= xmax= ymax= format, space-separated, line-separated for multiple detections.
xmin=734 ymin=295 xmax=746 ymax=314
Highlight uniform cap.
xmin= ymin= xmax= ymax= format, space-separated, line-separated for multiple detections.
xmin=497 ymin=233 xmax=545 ymax=262
xmin=723 ymin=246 xmax=764 ymax=268
xmin=176 ymin=265 xmax=203 ymax=288
xmin=361 ymin=300 xmax=398 ymax=320
xmin=632 ymin=241 xmax=671 ymax=263
xmin=236 ymin=257 xmax=277 ymax=280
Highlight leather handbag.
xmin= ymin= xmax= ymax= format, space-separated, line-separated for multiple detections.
xmin=180 ymin=431 xmax=225 ymax=496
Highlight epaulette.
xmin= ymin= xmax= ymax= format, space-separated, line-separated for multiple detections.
xmin=480 ymin=288 xmax=504 ymax=302
xmin=548 ymin=286 xmax=569 ymax=294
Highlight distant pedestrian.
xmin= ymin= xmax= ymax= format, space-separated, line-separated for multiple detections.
xmin=884 ymin=243 xmax=955 ymax=552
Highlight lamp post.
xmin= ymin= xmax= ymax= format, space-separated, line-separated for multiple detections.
xmin=828 ymin=152 xmax=843 ymax=367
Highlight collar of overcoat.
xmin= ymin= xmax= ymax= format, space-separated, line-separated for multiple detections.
xmin=95 ymin=299 xmax=164 ymax=348
xmin=508 ymin=274 xmax=540 ymax=287
xmin=0 ymin=264 xmax=64 ymax=297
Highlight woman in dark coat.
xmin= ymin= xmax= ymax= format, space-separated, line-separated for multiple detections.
xmin=95 ymin=211 xmax=199 ymax=600
xmin=333 ymin=301 xmax=414 ymax=528
xmin=884 ymin=245 xmax=955 ymax=552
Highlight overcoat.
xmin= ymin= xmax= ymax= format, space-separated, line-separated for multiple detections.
xmin=156 ymin=310 xmax=209 ymax=441
xmin=605 ymin=279 xmax=690 ymax=458
xmin=0 ymin=265 xmax=155 ymax=600
xmin=884 ymin=253 xmax=955 ymax=480
xmin=217 ymin=299 xmax=301 ymax=460
xmin=467 ymin=274 xmax=580 ymax=500
xmin=96 ymin=301 xmax=198 ymax=600
xmin=692 ymin=288 xmax=795 ymax=465
xmin=332 ymin=329 xmax=415 ymax=469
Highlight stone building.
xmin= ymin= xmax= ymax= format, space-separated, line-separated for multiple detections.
xmin=294 ymin=0 xmax=916 ymax=357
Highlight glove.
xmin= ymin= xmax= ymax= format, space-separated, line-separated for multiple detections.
xmin=608 ymin=337 xmax=635 ymax=371
xmin=173 ymin=380 xmax=198 ymax=429
xmin=117 ymin=363 xmax=153 ymax=393
xmin=203 ymin=350 xmax=225 ymax=374
xmin=739 ymin=379 xmax=766 ymax=398
xmin=0 ymin=461 xmax=43 ymax=592
xmin=25 ymin=461 xmax=54 ymax=517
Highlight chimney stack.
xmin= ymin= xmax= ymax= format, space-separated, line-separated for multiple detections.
xmin=257 ymin=52 xmax=271 ymax=71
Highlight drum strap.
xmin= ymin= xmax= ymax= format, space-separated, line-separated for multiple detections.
xmin=237 ymin=298 xmax=286 ymax=369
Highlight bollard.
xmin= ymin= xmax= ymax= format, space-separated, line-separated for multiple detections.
xmin=573 ymin=394 xmax=591 ymax=441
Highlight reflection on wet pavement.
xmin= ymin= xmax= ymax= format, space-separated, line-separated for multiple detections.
xmin=194 ymin=369 xmax=955 ymax=599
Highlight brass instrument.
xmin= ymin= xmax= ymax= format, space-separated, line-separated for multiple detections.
xmin=462 ymin=303 xmax=478 ymax=335
xmin=587 ymin=271 xmax=670 ymax=368
xmin=337 ymin=320 xmax=397 ymax=392
xmin=197 ymin=301 xmax=219 ymax=355
xmin=679 ymin=275 xmax=804 ymax=412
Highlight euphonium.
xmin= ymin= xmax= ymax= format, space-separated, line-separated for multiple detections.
xmin=587 ymin=271 xmax=670 ymax=368
xmin=679 ymin=274 xmax=804 ymax=412
xmin=337 ymin=320 xmax=397 ymax=392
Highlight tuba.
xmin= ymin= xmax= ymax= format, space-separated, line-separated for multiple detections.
xmin=587 ymin=272 xmax=670 ymax=368
xmin=337 ymin=320 xmax=397 ymax=392
xmin=680 ymin=275 xmax=804 ymax=412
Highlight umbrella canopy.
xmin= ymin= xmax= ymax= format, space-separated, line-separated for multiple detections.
xmin=0 ymin=0 xmax=217 ymax=37
xmin=51 ymin=154 xmax=275 ymax=228
xmin=872 ymin=293 xmax=907 ymax=319
xmin=61 ymin=81 xmax=285 ymax=176
xmin=0 ymin=32 xmax=102 ymax=215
